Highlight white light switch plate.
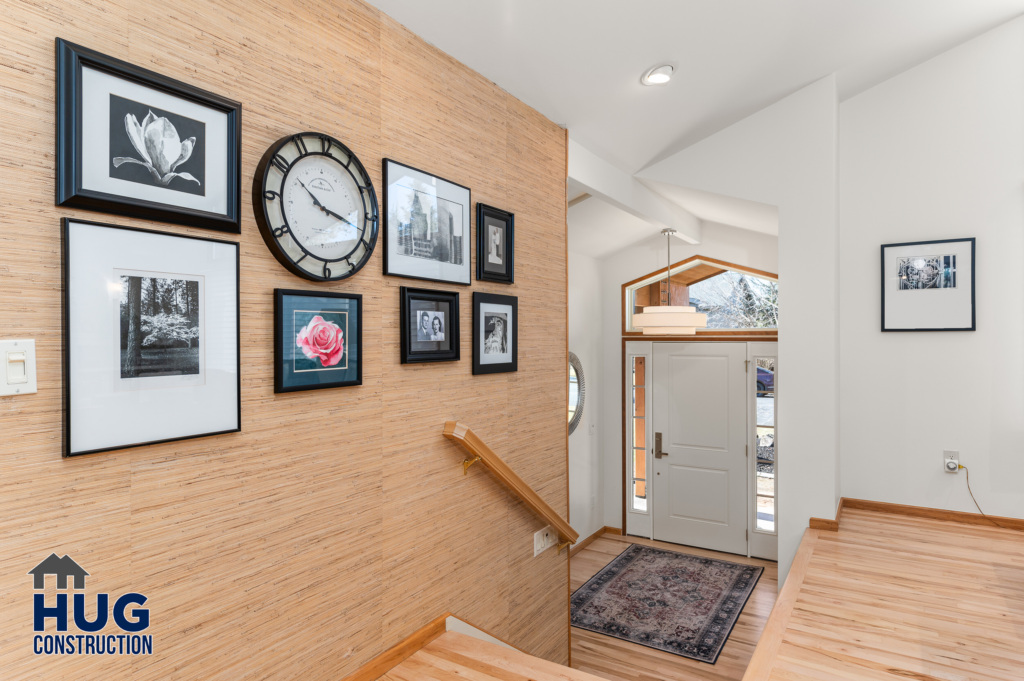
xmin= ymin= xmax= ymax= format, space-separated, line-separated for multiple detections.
xmin=1 ymin=340 xmax=37 ymax=397
xmin=534 ymin=525 xmax=556 ymax=557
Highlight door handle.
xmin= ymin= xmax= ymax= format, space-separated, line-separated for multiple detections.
xmin=654 ymin=432 xmax=667 ymax=458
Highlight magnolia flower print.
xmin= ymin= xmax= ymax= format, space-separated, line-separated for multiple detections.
xmin=113 ymin=111 xmax=200 ymax=187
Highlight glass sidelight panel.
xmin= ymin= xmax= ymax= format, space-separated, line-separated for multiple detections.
xmin=755 ymin=358 xmax=776 ymax=533
xmin=631 ymin=357 xmax=648 ymax=512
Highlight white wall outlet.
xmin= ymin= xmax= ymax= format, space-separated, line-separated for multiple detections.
xmin=534 ymin=525 xmax=557 ymax=557
xmin=944 ymin=450 xmax=959 ymax=473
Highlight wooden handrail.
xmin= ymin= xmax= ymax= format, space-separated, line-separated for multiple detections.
xmin=443 ymin=421 xmax=579 ymax=547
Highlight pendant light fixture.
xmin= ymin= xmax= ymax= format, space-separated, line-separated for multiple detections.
xmin=632 ymin=229 xmax=708 ymax=335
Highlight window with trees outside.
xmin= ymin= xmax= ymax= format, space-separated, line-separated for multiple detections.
xmin=624 ymin=257 xmax=777 ymax=333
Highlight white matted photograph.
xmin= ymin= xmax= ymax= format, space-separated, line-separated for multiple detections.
xmin=383 ymin=158 xmax=471 ymax=285
xmin=881 ymin=238 xmax=974 ymax=331
xmin=64 ymin=218 xmax=240 ymax=457
xmin=56 ymin=39 xmax=242 ymax=233
xmin=473 ymin=292 xmax=517 ymax=374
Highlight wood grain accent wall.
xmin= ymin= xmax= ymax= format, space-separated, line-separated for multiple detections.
xmin=0 ymin=2 xmax=568 ymax=679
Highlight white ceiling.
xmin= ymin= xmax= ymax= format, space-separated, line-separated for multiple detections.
xmin=367 ymin=0 xmax=1024 ymax=175
xmin=567 ymin=195 xmax=662 ymax=260
xmin=639 ymin=180 xmax=779 ymax=236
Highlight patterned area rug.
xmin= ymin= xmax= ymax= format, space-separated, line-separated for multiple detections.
xmin=571 ymin=544 xmax=763 ymax=664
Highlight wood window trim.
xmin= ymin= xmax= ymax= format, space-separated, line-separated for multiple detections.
xmin=621 ymin=255 xmax=778 ymax=340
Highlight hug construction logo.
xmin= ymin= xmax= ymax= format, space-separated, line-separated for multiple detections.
xmin=28 ymin=554 xmax=153 ymax=656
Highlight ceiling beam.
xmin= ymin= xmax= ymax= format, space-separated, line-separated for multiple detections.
xmin=568 ymin=138 xmax=702 ymax=244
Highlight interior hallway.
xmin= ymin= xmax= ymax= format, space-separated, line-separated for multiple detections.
xmin=570 ymin=534 xmax=778 ymax=681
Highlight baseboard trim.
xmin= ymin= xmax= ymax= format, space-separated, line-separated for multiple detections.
xmin=340 ymin=612 xmax=449 ymax=681
xmin=809 ymin=497 xmax=1022 ymax=532
xmin=569 ymin=526 xmax=621 ymax=557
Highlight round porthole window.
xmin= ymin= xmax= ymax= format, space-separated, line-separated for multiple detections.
xmin=568 ymin=352 xmax=585 ymax=435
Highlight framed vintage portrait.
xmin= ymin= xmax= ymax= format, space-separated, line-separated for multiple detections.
xmin=400 ymin=287 xmax=460 ymax=364
xmin=56 ymin=38 xmax=242 ymax=233
xmin=382 ymin=158 xmax=471 ymax=285
xmin=275 ymin=290 xmax=362 ymax=392
xmin=476 ymin=203 xmax=514 ymax=284
xmin=473 ymin=292 xmax=518 ymax=375
xmin=881 ymin=238 xmax=975 ymax=331
xmin=62 ymin=218 xmax=240 ymax=457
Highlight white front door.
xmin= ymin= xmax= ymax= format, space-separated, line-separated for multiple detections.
xmin=652 ymin=342 xmax=748 ymax=554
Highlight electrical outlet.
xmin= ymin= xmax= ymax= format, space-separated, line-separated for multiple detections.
xmin=944 ymin=450 xmax=959 ymax=473
xmin=534 ymin=525 xmax=556 ymax=557
xmin=590 ymin=494 xmax=595 ymax=510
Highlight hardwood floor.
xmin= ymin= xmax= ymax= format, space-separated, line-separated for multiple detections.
xmin=747 ymin=508 xmax=1024 ymax=681
xmin=383 ymin=631 xmax=606 ymax=681
xmin=570 ymin=534 xmax=779 ymax=681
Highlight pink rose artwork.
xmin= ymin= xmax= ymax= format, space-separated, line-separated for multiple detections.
xmin=296 ymin=315 xmax=345 ymax=367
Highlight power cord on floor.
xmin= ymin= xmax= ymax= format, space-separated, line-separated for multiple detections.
xmin=958 ymin=464 xmax=1006 ymax=529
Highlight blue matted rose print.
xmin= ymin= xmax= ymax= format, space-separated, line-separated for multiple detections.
xmin=274 ymin=289 xmax=362 ymax=393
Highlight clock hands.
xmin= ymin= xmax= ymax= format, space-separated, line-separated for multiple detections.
xmin=297 ymin=178 xmax=358 ymax=230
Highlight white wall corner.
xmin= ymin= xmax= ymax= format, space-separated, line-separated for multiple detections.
xmin=568 ymin=138 xmax=702 ymax=244
xmin=633 ymin=74 xmax=841 ymax=587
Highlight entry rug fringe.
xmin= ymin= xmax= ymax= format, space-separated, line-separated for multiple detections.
xmin=570 ymin=544 xmax=762 ymax=664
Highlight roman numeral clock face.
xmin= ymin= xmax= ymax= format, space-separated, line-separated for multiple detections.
xmin=253 ymin=133 xmax=378 ymax=281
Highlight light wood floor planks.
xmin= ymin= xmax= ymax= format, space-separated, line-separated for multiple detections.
xmin=383 ymin=631 xmax=607 ymax=681
xmin=748 ymin=508 xmax=1024 ymax=681
xmin=570 ymin=535 xmax=779 ymax=681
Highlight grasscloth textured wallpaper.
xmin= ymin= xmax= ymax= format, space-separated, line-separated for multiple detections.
xmin=0 ymin=1 xmax=568 ymax=678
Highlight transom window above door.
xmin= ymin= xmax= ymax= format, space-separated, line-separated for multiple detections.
xmin=622 ymin=256 xmax=777 ymax=336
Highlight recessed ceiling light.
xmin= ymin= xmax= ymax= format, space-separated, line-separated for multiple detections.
xmin=641 ymin=64 xmax=674 ymax=86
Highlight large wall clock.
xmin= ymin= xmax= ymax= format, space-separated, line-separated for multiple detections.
xmin=253 ymin=132 xmax=378 ymax=281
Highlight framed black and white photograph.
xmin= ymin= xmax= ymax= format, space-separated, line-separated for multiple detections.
xmin=400 ymin=287 xmax=460 ymax=364
xmin=881 ymin=238 xmax=975 ymax=331
xmin=56 ymin=39 xmax=242 ymax=233
xmin=473 ymin=292 xmax=518 ymax=375
xmin=476 ymin=203 xmax=514 ymax=284
xmin=275 ymin=290 xmax=362 ymax=392
xmin=62 ymin=218 xmax=240 ymax=457
xmin=383 ymin=158 xmax=471 ymax=285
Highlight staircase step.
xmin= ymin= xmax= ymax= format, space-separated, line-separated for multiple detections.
xmin=383 ymin=631 xmax=605 ymax=681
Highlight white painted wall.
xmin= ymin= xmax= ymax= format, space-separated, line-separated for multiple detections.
xmin=596 ymin=222 xmax=780 ymax=532
xmin=637 ymin=76 xmax=840 ymax=586
xmin=568 ymin=250 xmax=605 ymax=541
xmin=838 ymin=16 xmax=1024 ymax=518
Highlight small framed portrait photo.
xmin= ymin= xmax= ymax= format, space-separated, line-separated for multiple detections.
xmin=275 ymin=290 xmax=362 ymax=393
xmin=63 ymin=218 xmax=240 ymax=457
xmin=400 ymin=287 xmax=460 ymax=363
xmin=476 ymin=203 xmax=514 ymax=284
xmin=881 ymin=238 xmax=975 ymax=331
xmin=473 ymin=292 xmax=517 ymax=375
xmin=56 ymin=39 xmax=242 ymax=233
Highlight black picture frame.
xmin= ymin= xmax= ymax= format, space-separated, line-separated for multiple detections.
xmin=62 ymin=218 xmax=241 ymax=457
xmin=880 ymin=238 xmax=976 ymax=332
xmin=476 ymin=203 xmax=515 ymax=284
xmin=472 ymin=292 xmax=518 ymax=375
xmin=274 ymin=289 xmax=363 ymax=393
xmin=55 ymin=38 xmax=242 ymax=233
xmin=382 ymin=158 xmax=472 ymax=286
xmin=400 ymin=287 xmax=460 ymax=364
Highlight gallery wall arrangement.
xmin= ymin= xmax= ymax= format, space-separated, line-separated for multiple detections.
xmin=0 ymin=3 xmax=568 ymax=680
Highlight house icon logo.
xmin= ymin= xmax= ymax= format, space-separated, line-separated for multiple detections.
xmin=27 ymin=554 xmax=153 ymax=656
xmin=28 ymin=554 xmax=89 ymax=590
